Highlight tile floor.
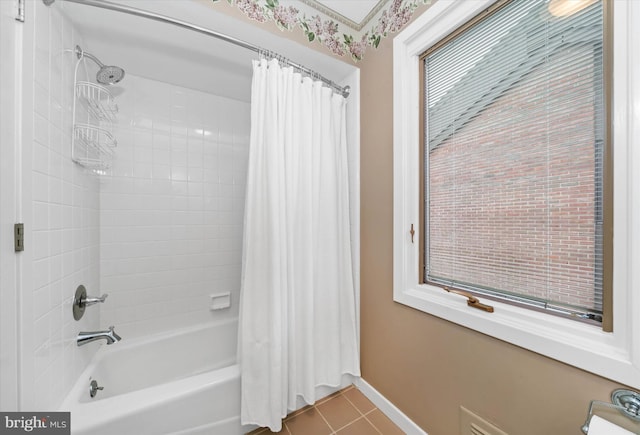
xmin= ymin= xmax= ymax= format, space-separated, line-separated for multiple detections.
xmin=247 ymin=385 xmax=405 ymax=435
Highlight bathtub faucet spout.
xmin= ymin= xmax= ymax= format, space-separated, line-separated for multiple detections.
xmin=77 ymin=326 xmax=122 ymax=346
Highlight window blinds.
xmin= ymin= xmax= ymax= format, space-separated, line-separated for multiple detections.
xmin=423 ymin=0 xmax=605 ymax=321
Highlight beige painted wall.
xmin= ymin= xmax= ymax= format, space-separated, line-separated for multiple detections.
xmin=358 ymin=3 xmax=626 ymax=435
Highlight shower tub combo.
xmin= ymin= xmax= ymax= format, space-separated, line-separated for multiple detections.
xmin=60 ymin=318 xmax=250 ymax=435
xmin=46 ymin=0 xmax=358 ymax=433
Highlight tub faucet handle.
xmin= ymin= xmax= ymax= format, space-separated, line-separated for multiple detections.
xmin=73 ymin=285 xmax=109 ymax=320
xmin=84 ymin=293 xmax=108 ymax=307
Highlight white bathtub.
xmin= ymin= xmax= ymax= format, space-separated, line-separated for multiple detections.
xmin=60 ymin=318 xmax=254 ymax=435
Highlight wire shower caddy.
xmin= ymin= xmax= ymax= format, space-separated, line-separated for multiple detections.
xmin=71 ymin=53 xmax=118 ymax=170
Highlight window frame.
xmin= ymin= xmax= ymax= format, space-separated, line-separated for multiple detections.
xmin=420 ymin=0 xmax=609 ymax=326
xmin=393 ymin=0 xmax=640 ymax=388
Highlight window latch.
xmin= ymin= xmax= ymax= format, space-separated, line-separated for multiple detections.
xmin=444 ymin=287 xmax=494 ymax=313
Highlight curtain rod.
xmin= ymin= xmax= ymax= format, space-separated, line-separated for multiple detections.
xmin=42 ymin=0 xmax=350 ymax=98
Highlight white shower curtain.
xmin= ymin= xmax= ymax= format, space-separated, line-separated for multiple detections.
xmin=239 ymin=58 xmax=360 ymax=431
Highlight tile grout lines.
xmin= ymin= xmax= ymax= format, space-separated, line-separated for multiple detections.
xmin=349 ymin=386 xmax=383 ymax=434
xmin=250 ymin=384 xmax=395 ymax=435
xmin=312 ymin=386 xmax=385 ymax=435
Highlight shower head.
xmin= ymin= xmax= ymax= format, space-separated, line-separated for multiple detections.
xmin=96 ymin=65 xmax=125 ymax=85
xmin=75 ymin=45 xmax=125 ymax=85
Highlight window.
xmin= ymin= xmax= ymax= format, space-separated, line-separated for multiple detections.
xmin=421 ymin=0 xmax=608 ymax=326
xmin=393 ymin=0 xmax=640 ymax=388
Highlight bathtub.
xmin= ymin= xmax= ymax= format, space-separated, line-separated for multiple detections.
xmin=60 ymin=318 xmax=253 ymax=435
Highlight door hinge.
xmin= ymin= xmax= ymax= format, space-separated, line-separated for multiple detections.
xmin=15 ymin=0 xmax=25 ymax=22
xmin=14 ymin=223 xmax=24 ymax=252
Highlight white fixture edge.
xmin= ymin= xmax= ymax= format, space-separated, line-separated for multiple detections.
xmin=355 ymin=378 xmax=428 ymax=435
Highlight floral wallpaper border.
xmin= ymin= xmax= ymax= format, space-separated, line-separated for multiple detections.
xmin=211 ymin=0 xmax=432 ymax=61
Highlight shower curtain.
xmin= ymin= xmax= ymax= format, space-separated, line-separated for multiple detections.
xmin=239 ymin=58 xmax=360 ymax=431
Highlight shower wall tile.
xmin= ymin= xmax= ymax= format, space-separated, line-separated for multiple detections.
xmin=100 ymin=74 xmax=250 ymax=339
xmin=22 ymin=0 xmax=101 ymax=411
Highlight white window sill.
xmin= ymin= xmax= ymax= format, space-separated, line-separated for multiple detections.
xmin=394 ymin=284 xmax=634 ymax=383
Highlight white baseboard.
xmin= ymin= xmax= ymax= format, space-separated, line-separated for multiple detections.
xmin=355 ymin=378 xmax=428 ymax=435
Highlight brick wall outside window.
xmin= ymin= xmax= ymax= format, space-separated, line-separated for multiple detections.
xmin=427 ymin=47 xmax=600 ymax=310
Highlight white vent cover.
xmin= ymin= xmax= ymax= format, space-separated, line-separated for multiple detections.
xmin=460 ymin=406 xmax=509 ymax=435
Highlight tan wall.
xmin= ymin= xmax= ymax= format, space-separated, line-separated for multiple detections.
xmin=358 ymin=3 xmax=625 ymax=435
